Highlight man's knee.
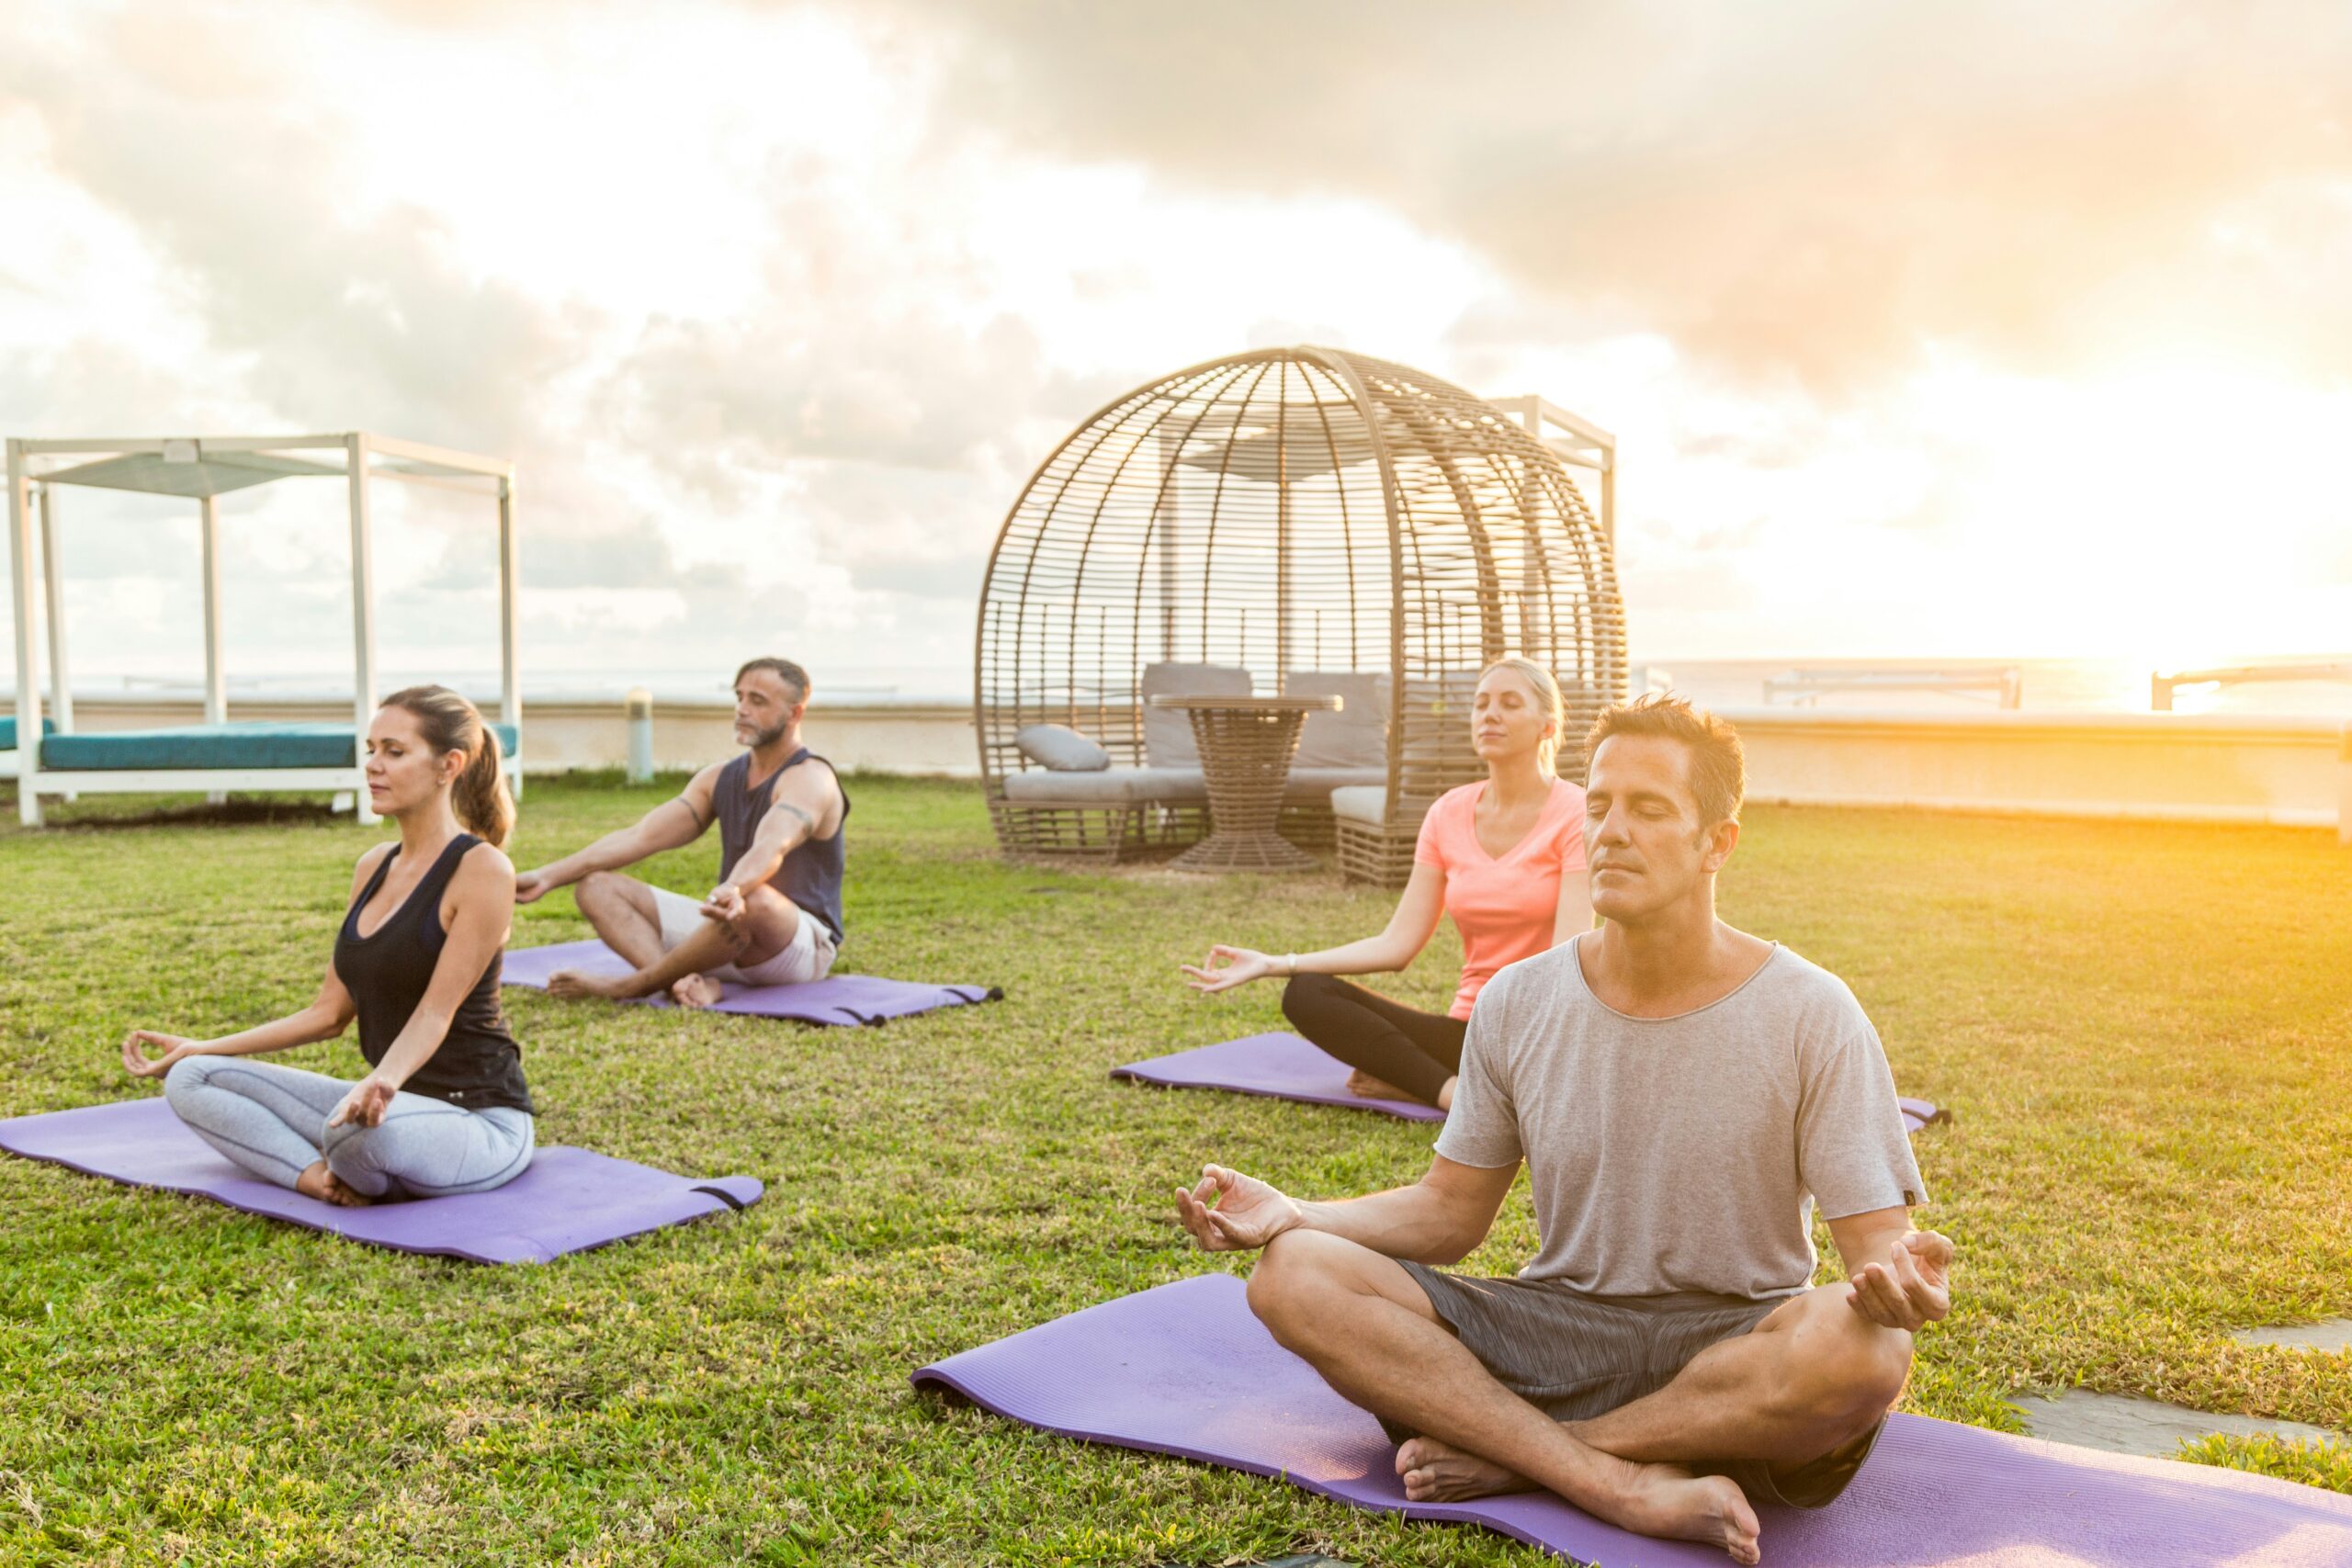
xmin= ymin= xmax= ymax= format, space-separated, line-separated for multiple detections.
xmin=575 ymin=870 xmax=629 ymax=913
xmin=1247 ymin=1229 xmax=1363 ymax=1342
xmin=1770 ymin=1292 xmax=1911 ymax=1432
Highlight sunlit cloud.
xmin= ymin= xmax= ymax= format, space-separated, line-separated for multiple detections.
xmin=3 ymin=0 xmax=2347 ymax=695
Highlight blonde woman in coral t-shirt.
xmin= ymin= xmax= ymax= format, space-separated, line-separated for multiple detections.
xmin=1183 ymin=657 xmax=1592 ymax=1111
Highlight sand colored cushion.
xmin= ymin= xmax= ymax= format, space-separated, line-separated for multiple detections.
xmin=1001 ymin=767 xmax=1208 ymax=806
xmin=1014 ymin=724 xmax=1112 ymax=772
xmin=1284 ymin=671 xmax=1389 ymax=768
xmin=1139 ymin=662 xmax=1252 ymax=767
xmin=41 ymin=721 xmax=520 ymax=772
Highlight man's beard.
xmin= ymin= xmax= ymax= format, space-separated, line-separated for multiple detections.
xmin=741 ymin=716 xmax=793 ymax=750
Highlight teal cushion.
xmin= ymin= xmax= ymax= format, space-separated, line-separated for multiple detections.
xmin=0 ymin=716 xmax=57 ymax=750
xmin=40 ymin=721 xmax=521 ymax=772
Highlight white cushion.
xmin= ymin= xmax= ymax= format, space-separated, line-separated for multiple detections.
xmin=1284 ymin=766 xmax=1385 ymax=803
xmin=1014 ymin=723 xmax=1111 ymax=772
xmin=1001 ymin=766 xmax=1208 ymax=805
xmin=1140 ymin=661 xmax=1252 ymax=767
xmin=1329 ymin=784 xmax=1388 ymax=825
xmin=1284 ymin=671 xmax=1390 ymax=769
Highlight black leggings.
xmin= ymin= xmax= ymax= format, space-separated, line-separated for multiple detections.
xmin=1281 ymin=972 xmax=1467 ymax=1108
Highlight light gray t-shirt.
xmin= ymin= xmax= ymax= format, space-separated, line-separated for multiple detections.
xmin=1436 ymin=938 xmax=1928 ymax=1301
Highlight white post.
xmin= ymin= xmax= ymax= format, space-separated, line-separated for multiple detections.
xmin=2339 ymin=725 xmax=2351 ymax=850
xmin=1600 ymin=451 xmax=1617 ymax=558
xmin=198 ymin=494 xmax=226 ymax=725
xmin=37 ymin=483 xmax=71 ymax=736
xmin=7 ymin=441 xmax=41 ymax=825
xmin=497 ymin=473 xmax=522 ymax=800
xmin=347 ymin=434 xmax=379 ymax=825
xmin=198 ymin=492 xmax=227 ymax=804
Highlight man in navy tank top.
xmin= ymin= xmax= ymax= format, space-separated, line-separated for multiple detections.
xmin=517 ymin=658 xmax=851 ymax=1008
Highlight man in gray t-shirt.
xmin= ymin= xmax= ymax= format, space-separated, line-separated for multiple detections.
xmin=1178 ymin=696 xmax=1953 ymax=1567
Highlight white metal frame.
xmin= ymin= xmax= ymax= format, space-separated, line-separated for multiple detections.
xmin=1494 ymin=394 xmax=1617 ymax=551
xmin=6 ymin=433 xmax=520 ymax=827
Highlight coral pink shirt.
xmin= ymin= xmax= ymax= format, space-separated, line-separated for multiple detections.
xmin=1416 ymin=778 xmax=1588 ymax=1020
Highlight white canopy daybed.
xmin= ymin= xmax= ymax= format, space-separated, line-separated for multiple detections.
xmin=5 ymin=433 xmax=519 ymax=827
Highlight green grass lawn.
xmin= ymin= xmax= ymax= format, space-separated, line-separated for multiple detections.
xmin=3 ymin=774 xmax=2350 ymax=1564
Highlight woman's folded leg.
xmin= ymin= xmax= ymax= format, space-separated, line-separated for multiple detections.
xmin=1281 ymin=972 xmax=1468 ymax=1107
xmin=163 ymin=1057 xmax=351 ymax=1190
xmin=322 ymin=1097 xmax=536 ymax=1200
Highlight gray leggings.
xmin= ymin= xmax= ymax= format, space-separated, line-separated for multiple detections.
xmin=164 ymin=1056 xmax=535 ymax=1200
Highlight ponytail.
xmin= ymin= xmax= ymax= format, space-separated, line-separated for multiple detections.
xmin=380 ymin=684 xmax=515 ymax=848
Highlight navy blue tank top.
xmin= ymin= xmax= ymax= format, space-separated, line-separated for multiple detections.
xmin=334 ymin=834 xmax=533 ymax=1113
xmin=716 ymin=748 xmax=847 ymax=943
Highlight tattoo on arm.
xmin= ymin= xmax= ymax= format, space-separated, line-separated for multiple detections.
xmin=775 ymin=801 xmax=815 ymax=830
xmin=679 ymin=796 xmax=712 ymax=831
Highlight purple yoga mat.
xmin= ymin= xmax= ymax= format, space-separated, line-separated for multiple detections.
xmin=1114 ymin=1034 xmax=1949 ymax=1133
xmin=1114 ymin=1032 xmax=1445 ymax=1122
xmin=915 ymin=1273 xmax=2352 ymax=1567
xmin=0 ymin=1098 xmax=763 ymax=1265
xmin=502 ymin=940 xmax=1002 ymax=1026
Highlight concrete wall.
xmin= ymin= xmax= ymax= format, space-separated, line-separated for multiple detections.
xmin=1721 ymin=707 xmax=2346 ymax=829
xmin=6 ymin=691 xmax=982 ymax=779
xmin=9 ymin=690 xmax=2348 ymax=832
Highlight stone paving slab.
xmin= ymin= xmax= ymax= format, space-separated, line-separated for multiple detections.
xmin=2232 ymin=1319 xmax=2352 ymax=1353
xmin=2009 ymin=1389 xmax=2343 ymax=1457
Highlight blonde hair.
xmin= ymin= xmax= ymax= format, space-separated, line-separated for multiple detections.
xmin=380 ymin=685 xmax=514 ymax=848
xmin=1479 ymin=656 xmax=1567 ymax=775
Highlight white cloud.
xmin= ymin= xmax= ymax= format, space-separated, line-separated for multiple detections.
xmin=5 ymin=0 xmax=2349 ymax=704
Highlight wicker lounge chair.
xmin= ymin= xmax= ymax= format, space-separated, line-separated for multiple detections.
xmin=974 ymin=346 xmax=1624 ymax=872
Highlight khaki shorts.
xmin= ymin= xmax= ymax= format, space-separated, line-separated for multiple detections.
xmin=1396 ymin=1264 xmax=1885 ymax=1510
xmin=650 ymin=886 xmax=838 ymax=987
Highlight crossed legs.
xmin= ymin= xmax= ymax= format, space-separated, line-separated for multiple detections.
xmin=549 ymin=871 xmax=801 ymax=1008
xmin=164 ymin=1057 xmax=535 ymax=1205
xmin=1246 ymin=1230 xmax=1910 ymax=1564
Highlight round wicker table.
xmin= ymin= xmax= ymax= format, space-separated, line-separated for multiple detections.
xmin=1148 ymin=694 xmax=1343 ymax=873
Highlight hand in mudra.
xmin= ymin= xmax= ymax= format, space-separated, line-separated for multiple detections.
xmin=1175 ymin=1164 xmax=1303 ymax=1252
xmin=326 ymin=1075 xmax=398 ymax=1132
xmin=1848 ymin=1229 xmax=1955 ymax=1332
xmin=1182 ymin=945 xmax=1278 ymax=995
xmin=121 ymin=1031 xmax=198 ymax=1080
xmin=513 ymin=870 xmax=551 ymax=906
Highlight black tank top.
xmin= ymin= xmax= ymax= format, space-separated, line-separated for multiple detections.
xmin=716 ymin=748 xmax=848 ymax=943
xmin=334 ymin=834 xmax=533 ymax=1114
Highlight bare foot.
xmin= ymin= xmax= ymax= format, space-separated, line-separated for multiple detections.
xmin=294 ymin=1161 xmax=372 ymax=1208
xmin=1396 ymin=1435 xmax=1532 ymax=1500
xmin=670 ymin=973 xmax=725 ymax=1009
xmin=1597 ymin=1455 xmax=1760 ymax=1565
xmin=548 ymin=968 xmax=633 ymax=1000
xmin=1346 ymin=1069 xmax=1413 ymax=1102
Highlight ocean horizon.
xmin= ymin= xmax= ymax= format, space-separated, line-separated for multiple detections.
xmin=19 ymin=652 xmax=2351 ymax=718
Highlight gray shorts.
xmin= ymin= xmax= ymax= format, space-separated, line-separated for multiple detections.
xmin=1398 ymin=1263 xmax=1885 ymax=1510
xmin=650 ymin=885 xmax=837 ymax=986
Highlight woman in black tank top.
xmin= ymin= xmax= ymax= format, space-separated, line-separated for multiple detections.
xmin=122 ymin=687 xmax=536 ymax=1208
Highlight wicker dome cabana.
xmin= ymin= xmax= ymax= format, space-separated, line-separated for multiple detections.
xmin=974 ymin=345 xmax=1625 ymax=874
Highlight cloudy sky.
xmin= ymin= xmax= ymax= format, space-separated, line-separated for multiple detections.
xmin=5 ymin=0 xmax=2350 ymax=697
